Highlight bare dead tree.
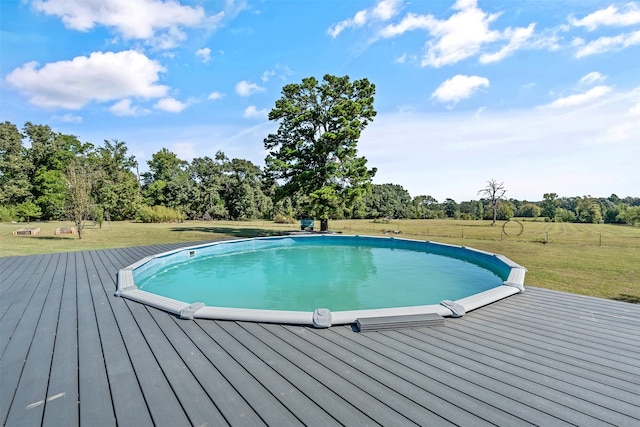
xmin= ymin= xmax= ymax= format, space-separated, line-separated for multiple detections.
xmin=63 ymin=159 xmax=93 ymax=239
xmin=478 ymin=178 xmax=507 ymax=226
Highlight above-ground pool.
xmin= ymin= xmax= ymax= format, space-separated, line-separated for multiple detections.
xmin=116 ymin=235 xmax=526 ymax=327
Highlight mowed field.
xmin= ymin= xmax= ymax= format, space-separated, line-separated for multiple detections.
xmin=2 ymin=219 xmax=639 ymax=302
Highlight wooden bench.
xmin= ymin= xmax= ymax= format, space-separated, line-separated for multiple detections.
xmin=55 ymin=227 xmax=76 ymax=235
xmin=12 ymin=228 xmax=40 ymax=236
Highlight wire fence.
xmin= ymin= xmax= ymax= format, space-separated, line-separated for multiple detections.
xmin=334 ymin=219 xmax=640 ymax=249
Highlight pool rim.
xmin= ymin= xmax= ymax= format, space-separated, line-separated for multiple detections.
xmin=116 ymin=234 xmax=527 ymax=327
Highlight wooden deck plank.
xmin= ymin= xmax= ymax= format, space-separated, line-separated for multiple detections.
xmin=185 ymin=318 xmax=304 ymax=426
xmin=478 ymin=296 xmax=640 ymax=352
xmin=125 ymin=301 xmax=229 ymax=426
xmin=4 ymin=253 xmax=67 ymax=427
xmin=152 ymin=312 xmax=268 ymax=427
xmin=2 ymin=244 xmax=639 ymax=427
xmin=89 ymin=249 xmax=192 ymax=426
xmin=200 ymin=320 xmax=344 ymax=426
xmin=243 ymin=322 xmax=420 ymax=426
xmin=0 ymin=255 xmax=33 ymax=303
xmin=0 ymin=254 xmax=52 ymax=353
xmin=260 ymin=322 xmax=458 ymax=426
xmin=403 ymin=323 xmax=640 ymax=410
xmin=41 ymin=252 xmax=80 ymax=426
xmin=384 ymin=322 xmax=639 ymax=425
xmin=71 ymin=250 xmax=117 ymax=426
xmin=444 ymin=309 xmax=640 ymax=396
xmin=329 ymin=326 xmax=550 ymax=426
xmin=219 ymin=321 xmax=382 ymax=426
xmin=0 ymin=253 xmax=59 ymax=425
xmin=284 ymin=324 xmax=525 ymax=427
xmin=83 ymin=250 xmax=154 ymax=427
xmin=455 ymin=307 xmax=640 ymax=383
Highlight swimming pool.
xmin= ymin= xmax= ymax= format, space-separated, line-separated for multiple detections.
xmin=116 ymin=235 xmax=526 ymax=327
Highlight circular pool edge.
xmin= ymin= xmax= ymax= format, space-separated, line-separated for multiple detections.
xmin=115 ymin=235 xmax=527 ymax=327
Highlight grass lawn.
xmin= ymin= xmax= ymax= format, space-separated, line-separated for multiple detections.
xmin=2 ymin=219 xmax=639 ymax=303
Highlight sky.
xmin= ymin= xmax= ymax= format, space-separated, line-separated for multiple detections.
xmin=1 ymin=0 xmax=639 ymax=202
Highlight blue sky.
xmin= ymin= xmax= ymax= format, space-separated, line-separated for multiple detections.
xmin=1 ymin=0 xmax=639 ymax=202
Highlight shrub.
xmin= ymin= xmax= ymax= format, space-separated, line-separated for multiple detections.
xmin=136 ymin=205 xmax=186 ymax=223
xmin=273 ymin=213 xmax=295 ymax=224
xmin=0 ymin=205 xmax=17 ymax=222
xmin=16 ymin=202 xmax=42 ymax=223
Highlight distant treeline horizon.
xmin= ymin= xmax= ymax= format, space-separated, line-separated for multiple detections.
xmin=1 ymin=121 xmax=639 ymax=225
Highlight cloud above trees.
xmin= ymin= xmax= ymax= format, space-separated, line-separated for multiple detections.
xmin=5 ymin=50 xmax=168 ymax=109
xmin=330 ymin=0 xmax=640 ymax=65
xmin=29 ymin=0 xmax=224 ymax=49
xmin=431 ymin=75 xmax=489 ymax=104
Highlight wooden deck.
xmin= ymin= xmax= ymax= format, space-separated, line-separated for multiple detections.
xmin=1 ymin=243 xmax=639 ymax=426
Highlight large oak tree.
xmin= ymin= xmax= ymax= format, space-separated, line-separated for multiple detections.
xmin=264 ymin=74 xmax=377 ymax=231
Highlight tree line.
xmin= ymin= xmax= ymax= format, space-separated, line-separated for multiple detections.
xmin=363 ymin=183 xmax=640 ymax=225
xmin=2 ymin=120 xmax=638 ymax=232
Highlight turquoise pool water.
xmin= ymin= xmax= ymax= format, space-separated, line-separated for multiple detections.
xmin=133 ymin=236 xmax=507 ymax=312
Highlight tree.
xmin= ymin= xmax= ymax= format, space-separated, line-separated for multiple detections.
xmin=412 ymin=195 xmax=443 ymax=219
xmin=478 ymin=179 xmax=507 ymax=225
xmin=618 ymin=205 xmax=640 ymax=225
xmin=443 ymin=198 xmax=460 ymax=219
xmin=540 ymin=192 xmax=559 ymax=220
xmin=24 ymin=124 xmax=91 ymax=219
xmin=93 ymin=139 xmax=141 ymax=220
xmin=575 ymin=196 xmax=603 ymax=223
xmin=264 ymin=74 xmax=377 ymax=231
xmin=63 ymin=157 xmax=94 ymax=239
xmin=222 ymin=157 xmax=271 ymax=220
xmin=517 ymin=202 xmax=542 ymax=218
xmin=142 ymin=148 xmax=191 ymax=212
xmin=189 ymin=153 xmax=228 ymax=219
xmin=459 ymin=200 xmax=484 ymax=220
xmin=15 ymin=201 xmax=42 ymax=223
xmin=0 ymin=122 xmax=33 ymax=205
xmin=364 ymin=184 xmax=412 ymax=219
xmin=496 ymin=200 xmax=516 ymax=220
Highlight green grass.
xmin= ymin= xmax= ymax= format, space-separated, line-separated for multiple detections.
xmin=2 ymin=219 xmax=639 ymax=302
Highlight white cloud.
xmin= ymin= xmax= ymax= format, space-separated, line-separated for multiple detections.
xmin=30 ymin=0 xmax=224 ymax=49
xmin=479 ymin=23 xmax=535 ymax=64
xmin=569 ymin=3 xmax=640 ymax=31
xmin=379 ymin=0 xmax=534 ymax=67
xmin=394 ymin=53 xmax=408 ymax=63
xmin=260 ymin=64 xmax=293 ymax=82
xmin=328 ymin=10 xmax=368 ymax=38
xmin=372 ymin=0 xmax=403 ymax=21
xmin=153 ymin=97 xmax=188 ymax=113
xmin=629 ymin=102 xmax=640 ymax=116
xmin=579 ymin=72 xmax=606 ymax=86
xmin=575 ymin=30 xmax=640 ymax=57
xmin=379 ymin=12 xmax=435 ymax=38
xmin=53 ymin=113 xmax=82 ymax=123
xmin=328 ymin=0 xmax=401 ymax=38
xmin=196 ymin=47 xmax=211 ymax=63
xmin=546 ymin=86 xmax=612 ymax=108
xmin=109 ymin=98 xmax=147 ymax=116
xmin=207 ymin=91 xmax=224 ymax=101
xmin=432 ymin=75 xmax=489 ymax=104
xmin=243 ymin=105 xmax=268 ymax=119
xmin=261 ymin=69 xmax=275 ymax=82
xmin=235 ymin=80 xmax=265 ymax=97
xmin=5 ymin=50 xmax=168 ymax=109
